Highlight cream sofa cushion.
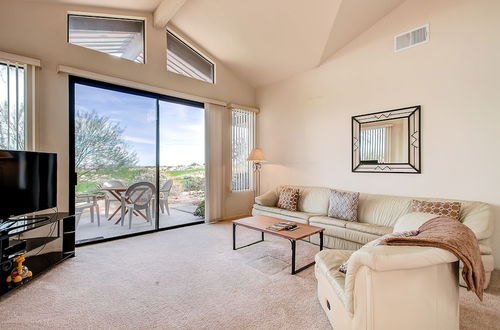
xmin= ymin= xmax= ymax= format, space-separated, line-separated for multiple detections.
xmin=314 ymin=223 xmax=381 ymax=245
xmin=311 ymin=234 xmax=363 ymax=250
xmin=298 ymin=186 xmax=331 ymax=214
xmin=393 ymin=212 xmax=436 ymax=232
xmin=459 ymin=201 xmax=493 ymax=240
xmin=308 ymin=215 xmax=348 ymax=229
xmin=251 ymin=204 xmax=320 ymax=223
xmin=357 ymin=193 xmax=411 ymax=227
xmin=254 ymin=189 xmax=278 ymax=207
xmin=265 ymin=185 xmax=331 ymax=214
xmin=345 ymin=221 xmax=393 ymax=236
xmin=479 ymin=244 xmax=493 ymax=255
xmin=252 ymin=204 xmax=281 ymax=215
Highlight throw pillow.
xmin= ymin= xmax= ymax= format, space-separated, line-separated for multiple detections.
xmin=411 ymin=200 xmax=461 ymax=221
xmin=328 ymin=190 xmax=360 ymax=222
xmin=277 ymin=188 xmax=300 ymax=212
xmin=393 ymin=212 xmax=437 ymax=233
xmin=338 ymin=230 xmax=419 ymax=274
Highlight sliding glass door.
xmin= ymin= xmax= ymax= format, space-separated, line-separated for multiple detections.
xmin=70 ymin=77 xmax=205 ymax=244
xmin=158 ymin=100 xmax=205 ymax=229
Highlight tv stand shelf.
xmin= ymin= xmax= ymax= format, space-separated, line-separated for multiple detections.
xmin=1 ymin=213 xmax=63 ymax=236
xmin=9 ymin=236 xmax=59 ymax=255
xmin=0 ymin=212 xmax=75 ymax=298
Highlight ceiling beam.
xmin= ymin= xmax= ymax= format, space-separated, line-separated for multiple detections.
xmin=153 ymin=0 xmax=187 ymax=29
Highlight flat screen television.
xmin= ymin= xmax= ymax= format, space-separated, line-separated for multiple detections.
xmin=0 ymin=150 xmax=57 ymax=221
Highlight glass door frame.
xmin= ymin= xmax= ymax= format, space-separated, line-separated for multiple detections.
xmin=68 ymin=76 xmax=205 ymax=246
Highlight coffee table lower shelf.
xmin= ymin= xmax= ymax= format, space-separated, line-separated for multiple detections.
xmin=232 ymin=219 xmax=324 ymax=275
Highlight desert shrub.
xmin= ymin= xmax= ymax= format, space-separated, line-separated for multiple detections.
xmin=194 ymin=200 xmax=205 ymax=218
xmin=181 ymin=177 xmax=205 ymax=192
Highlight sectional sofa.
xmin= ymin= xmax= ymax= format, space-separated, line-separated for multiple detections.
xmin=251 ymin=185 xmax=494 ymax=288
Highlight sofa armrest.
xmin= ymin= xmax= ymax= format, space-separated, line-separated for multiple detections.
xmin=344 ymin=245 xmax=457 ymax=315
xmin=254 ymin=189 xmax=278 ymax=207
xmin=348 ymin=245 xmax=457 ymax=273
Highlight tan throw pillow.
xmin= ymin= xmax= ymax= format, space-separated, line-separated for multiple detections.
xmin=411 ymin=200 xmax=461 ymax=221
xmin=328 ymin=190 xmax=360 ymax=222
xmin=277 ymin=188 xmax=300 ymax=212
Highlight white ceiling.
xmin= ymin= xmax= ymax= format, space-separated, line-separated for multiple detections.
xmin=171 ymin=0 xmax=342 ymax=87
xmin=23 ymin=0 xmax=407 ymax=87
xmin=319 ymin=0 xmax=407 ymax=63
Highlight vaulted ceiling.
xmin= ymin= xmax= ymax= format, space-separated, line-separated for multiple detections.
xmin=23 ymin=0 xmax=407 ymax=87
xmin=171 ymin=0 xmax=406 ymax=87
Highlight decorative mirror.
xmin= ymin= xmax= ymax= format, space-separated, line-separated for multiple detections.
xmin=352 ymin=105 xmax=421 ymax=173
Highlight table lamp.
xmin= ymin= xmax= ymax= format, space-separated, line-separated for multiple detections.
xmin=247 ymin=148 xmax=266 ymax=197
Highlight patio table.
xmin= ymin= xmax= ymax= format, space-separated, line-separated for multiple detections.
xmin=100 ymin=187 xmax=149 ymax=224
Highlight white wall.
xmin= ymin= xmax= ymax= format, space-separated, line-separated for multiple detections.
xmin=0 ymin=1 xmax=256 ymax=214
xmin=256 ymin=0 xmax=500 ymax=268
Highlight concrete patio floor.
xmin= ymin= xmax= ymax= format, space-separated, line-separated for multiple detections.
xmin=76 ymin=202 xmax=203 ymax=243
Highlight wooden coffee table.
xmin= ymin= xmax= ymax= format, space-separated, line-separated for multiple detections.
xmin=233 ymin=215 xmax=324 ymax=274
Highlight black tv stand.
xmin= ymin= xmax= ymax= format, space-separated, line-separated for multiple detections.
xmin=0 ymin=212 xmax=75 ymax=298
xmin=0 ymin=216 xmax=52 ymax=232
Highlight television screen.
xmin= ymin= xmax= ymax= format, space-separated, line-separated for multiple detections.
xmin=0 ymin=150 xmax=57 ymax=220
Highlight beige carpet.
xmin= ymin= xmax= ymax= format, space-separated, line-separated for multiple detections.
xmin=0 ymin=221 xmax=498 ymax=329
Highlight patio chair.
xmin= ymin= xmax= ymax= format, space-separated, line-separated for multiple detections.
xmin=103 ymin=180 xmax=126 ymax=218
xmin=75 ymin=194 xmax=100 ymax=228
xmin=120 ymin=182 xmax=155 ymax=229
xmin=158 ymin=179 xmax=173 ymax=215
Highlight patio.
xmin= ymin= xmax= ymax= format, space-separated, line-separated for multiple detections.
xmin=76 ymin=200 xmax=203 ymax=243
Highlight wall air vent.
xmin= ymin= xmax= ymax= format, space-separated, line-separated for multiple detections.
xmin=394 ymin=25 xmax=429 ymax=52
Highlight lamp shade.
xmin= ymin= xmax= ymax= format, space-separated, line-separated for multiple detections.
xmin=247 ymin=148 xmax=266 ymax=162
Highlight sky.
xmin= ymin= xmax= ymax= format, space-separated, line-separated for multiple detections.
xmin=75 ymin=83 xmax=205 ymax=167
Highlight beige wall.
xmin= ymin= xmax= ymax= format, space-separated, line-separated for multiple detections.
xmin=256 ymin=0 xmax=500 ymax=268
xmin=0 ymin=1 xmax=256 ymax=215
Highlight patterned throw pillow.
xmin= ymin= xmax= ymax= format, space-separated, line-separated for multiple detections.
xmin=277 ymin=188 xmax=300 ymax=212
xmin=328 ymin=190 xmax=360 ymax=222
xmin=338 ymin=230 xmax=419 ymax=274
xmin=411 ymin=200 xmax=461 ymax=221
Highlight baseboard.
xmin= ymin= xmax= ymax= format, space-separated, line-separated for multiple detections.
xmin=220 ymin=214 xmax=251 ymax=222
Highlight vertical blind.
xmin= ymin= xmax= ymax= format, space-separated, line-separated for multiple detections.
xmin=0 ymin=62 xmax=26 ymax=150
xmin=360 ymin=127 xmax=390 ymax=163
xmin=231 ymin=109 xmax=255 ymax=191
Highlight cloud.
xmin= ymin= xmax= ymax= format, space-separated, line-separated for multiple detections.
xmin=75 ymin=105 xmax=90 ymax=113
xmin=122 ymin=135 xmax=155 ymax=145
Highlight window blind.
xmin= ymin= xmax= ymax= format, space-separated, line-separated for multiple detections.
xmin=68 ymin=14 xmax=145 ymax=64
xmin=167 ymin=31 xmax=214 ymax=83
xmin=231 ymin=109 xmax=255 ymax=191
xmin=360 ymin=127 xmax=390 ymax=163
xmin=0 ymin=62 xmax=26 ymax=150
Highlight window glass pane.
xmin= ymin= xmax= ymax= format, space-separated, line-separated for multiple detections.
xmin=159 ymin=100 xmax=205 ymax=227
xmin=167 ymin=31 xmax=214 ymax=83
xmin=231 ymin=109 xmax=255 ymax=191
xmin=0 ymin=63 xmax=26 ymax=150
xmin=74 ymin=83 xmax=157 ymax=243
xmin=68 ymin=15 xmax=145 ymax=64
